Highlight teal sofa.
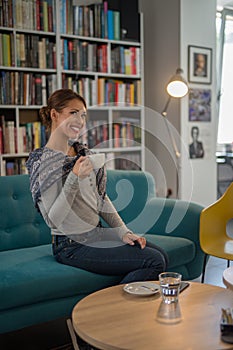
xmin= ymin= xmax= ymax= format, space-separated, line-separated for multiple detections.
xmin=0 ymin=170 xmax=204 ymax=334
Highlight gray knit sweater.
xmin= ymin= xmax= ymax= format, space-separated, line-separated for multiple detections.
xmin=38 ymin=169 xmax=130 ymax=239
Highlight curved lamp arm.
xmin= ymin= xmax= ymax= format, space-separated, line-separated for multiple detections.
xmin=161 ymin=68 xmax=189 ymax=196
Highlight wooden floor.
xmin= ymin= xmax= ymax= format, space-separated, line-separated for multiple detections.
xmin=192 ymin=255 xmax=228 ymax=287
xmin=0 ymin=317 xmax=74 ymax=350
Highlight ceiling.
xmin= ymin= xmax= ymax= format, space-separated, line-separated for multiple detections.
xmin=217 ymin=0 xmax=233 ymax=9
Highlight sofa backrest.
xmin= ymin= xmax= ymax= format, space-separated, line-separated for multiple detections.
xmin=0 ymin=174 xmax=51 ymax=252
xmin=106 ymin=169 xmax=156 ymax=225
xmin=0 ymin=170 xmax=156 ymax=251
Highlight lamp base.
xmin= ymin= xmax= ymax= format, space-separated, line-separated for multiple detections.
xmin=166 ymin=188 xmax=173 ymax=198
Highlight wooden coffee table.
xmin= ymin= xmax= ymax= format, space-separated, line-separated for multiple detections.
xmin=72 ymin=282 xmax=233 ymax=349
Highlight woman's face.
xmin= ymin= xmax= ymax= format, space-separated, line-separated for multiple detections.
xmin=52 ymin=99 xmax=86 ymax=139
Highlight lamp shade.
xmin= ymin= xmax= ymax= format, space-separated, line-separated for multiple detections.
xmin=166 ymin=68 xmax=189 ymax=98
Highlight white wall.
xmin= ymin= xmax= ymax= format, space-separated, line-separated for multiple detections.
xmin=140 ymin=0 xmax=217 ymax=206
xmin=180 ymin=0 xmax=217 ymax=206
xmin=139 ymin=0 xmax=180 ymax=198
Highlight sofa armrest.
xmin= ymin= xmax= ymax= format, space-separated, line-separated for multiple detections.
xmin=146 ymin=197 xmax=203 ymax=240
xmin=125 ymin=197 xmax=204 ymax=280
xmin=126 ymin=197 xmax=203 ymax=242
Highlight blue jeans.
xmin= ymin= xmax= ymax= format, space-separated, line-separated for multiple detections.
xmin=52 ymin=231 xmax=168 ymax=284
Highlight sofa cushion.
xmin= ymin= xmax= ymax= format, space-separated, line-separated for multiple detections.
xmin=145 ymin=234 xmax=195 ymax=268
xmin=0 ymin=234 xmax=195 ymax=312
xmin=0 ymin=244 xmax=122 ymax=311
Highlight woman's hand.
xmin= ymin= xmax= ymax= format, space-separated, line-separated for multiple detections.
xmin=122 ymin=232 xmax=146 ymax=249
xmin=72 ymin=156 xmax=93 ymax=178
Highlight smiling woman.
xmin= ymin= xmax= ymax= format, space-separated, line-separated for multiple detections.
xmin=25 ymin=88 xmax=168 ymax=287
xmin=39 ymin=89 xmax=87 ymax=153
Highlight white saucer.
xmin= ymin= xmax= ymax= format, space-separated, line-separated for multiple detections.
xmin=123 ymin=281 xmax=160 ymax=296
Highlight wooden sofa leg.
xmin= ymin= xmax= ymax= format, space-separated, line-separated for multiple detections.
xmin=201 ymin=254 xmax=208 ymax=283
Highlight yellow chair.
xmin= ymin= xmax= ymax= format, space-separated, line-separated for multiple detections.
xmin=200 ymin=182 xmax=233 ymax=283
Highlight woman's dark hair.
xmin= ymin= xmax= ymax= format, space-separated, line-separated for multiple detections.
xmin=39 ymin=89 xmax=87 ymax=131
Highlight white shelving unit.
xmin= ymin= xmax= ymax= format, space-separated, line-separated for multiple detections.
xmin=0 ymin=1 xmax=144 ymax=175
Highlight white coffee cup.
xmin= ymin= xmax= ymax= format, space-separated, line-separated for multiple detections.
xmin=88 ymin=153 xmax=105 ymax=169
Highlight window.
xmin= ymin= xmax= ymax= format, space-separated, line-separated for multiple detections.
xmin=217 ymin=9 xmax=233 ymax=145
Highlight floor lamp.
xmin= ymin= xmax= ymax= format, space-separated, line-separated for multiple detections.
xmin=161 ymin=68 xmax=189 ymax=198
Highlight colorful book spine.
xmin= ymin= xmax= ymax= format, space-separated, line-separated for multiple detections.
xmin=113 ymin=11 xmax=120 ymax=40
xmin=124 ymin=48 xmax=131 ymax=75
xmin=107 ymin=10 xmax=113 ymax=40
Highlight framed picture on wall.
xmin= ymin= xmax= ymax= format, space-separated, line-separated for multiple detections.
xmin=189 ymin=88 xmax=211 ymax=122
xmin=188 ymin=45 xmax=212 ymax=84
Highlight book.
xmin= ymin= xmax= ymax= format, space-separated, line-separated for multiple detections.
xmin=103 ymin=1 xmax=108 ymax=39
xmin=136 ymin=47 xmax=141 ymax=75
xmin=113 ymin=11 xmax=120 ymax=40
xmin=23 ymin=73 xmax=30 ymax=105
xmin=121 ymin=122 xmax=127 ymax=147
xmin=34 ymin=74 xmax=42 ymax=105
xmin=1 ymin=159 xmax=6 ymax=175
xmin=98 ymin=78 xmax=105 ymax=105
xmin=124 ymin=48 xmax=131 ymax=75
xmin=40 ymin=125 xmax=47 ymax=147
xmin=5 ymin=121 xmax=15 ymax=154
xmin=0 ymin=115 xmax=6 ymax=154
xmin=6 ymin=162 xmax=14 ymax=175
xmin=0 ymin=34 xmax=2 ymax=66
xmin=89 ymin=5 xmax=94 ymax=37
xmin=78 ymin=5 xmax=83 ymax=36
xmin=107 ymin=10 xmax=113 ymax=40
xmin=83 ymin=5 xmax=89 ymax=37
xmin=38 ymin=38 xmax=46 ymax=69
xmin=63 ymin=39 xmax=68 ymax=69
xmin=15 ymin=0 xmax=23 ymax=29
xmin=25 ymin=123 xmax=33 ymax=151
xmin=113 ymin=123 xmax=120 ymax=147
xmin=41 ymin=74 xmax=47 ymax=106
xmin=130 ymin=47 xmax=136 ymax=75
xmin=73 ymin=5 xmax=79 ymax=35
xmin=0 ymin=114 xmax=7 ymax=153
xmin=43 ymin=1 xmax=48 ymax=32
xmin=18 ymin=157 xmax=28 ymax=174
xmin=48 ymin=0 xmax=54 ymax=32
xmin=33 ymin=121 xmax=41 ymax=149
xmin=18 ymin=126 xmax=27 ymax=153
xmin=0 ymin=126 xmax=3 ymax=154
xmin=2 ymin=33 xmax=11 ymax=66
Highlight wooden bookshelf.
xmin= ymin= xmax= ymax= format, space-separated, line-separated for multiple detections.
xmin=0 ymin=0 xmax=144 ymax=175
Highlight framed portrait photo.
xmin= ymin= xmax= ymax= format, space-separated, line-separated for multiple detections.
xmin=188 ymin=46 xmax=212 ymax=84
xmin=189 ymin=88 xmax=211 ymax=122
